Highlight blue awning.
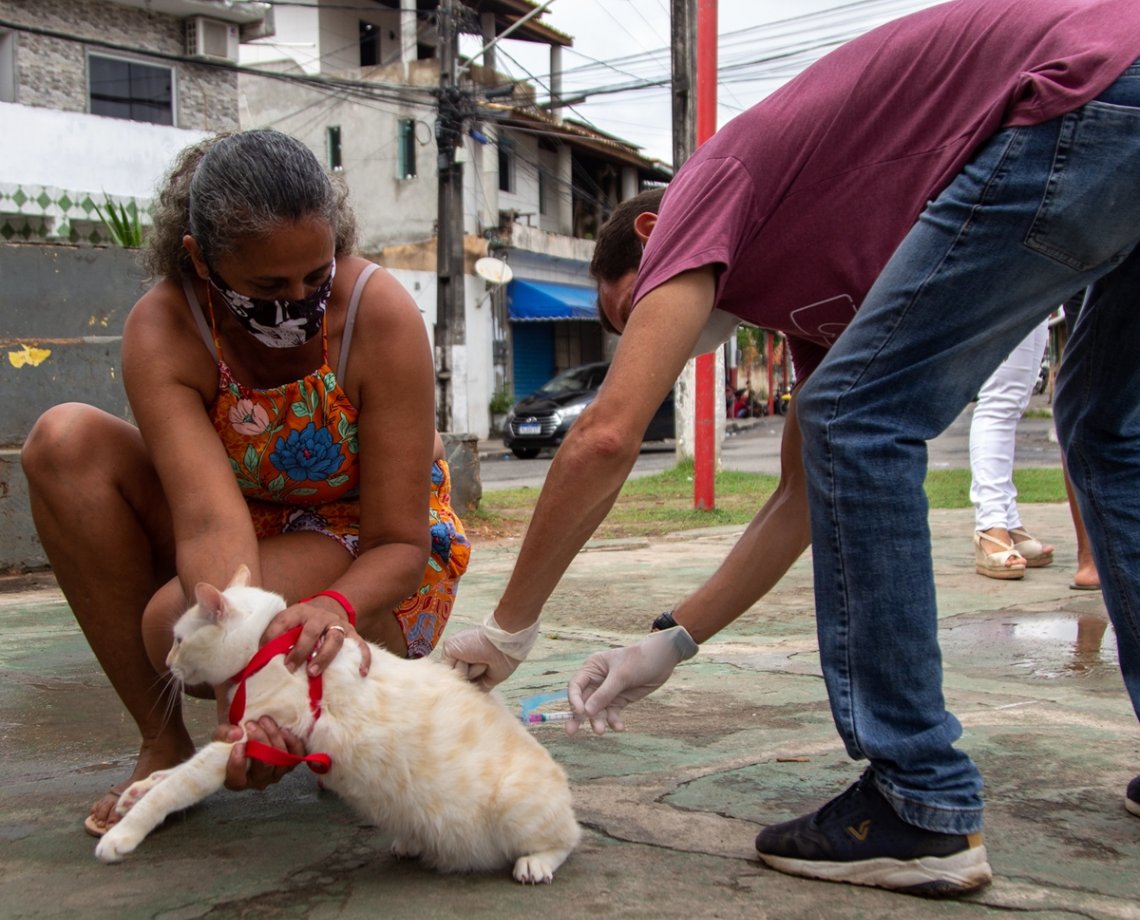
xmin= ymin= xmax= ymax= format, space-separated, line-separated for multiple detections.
xmin=508 ymin=279 xmax=598 ymax=322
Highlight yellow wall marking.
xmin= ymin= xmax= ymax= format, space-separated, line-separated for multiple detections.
xmin=7 ymin=344 xmax=53 ymax=368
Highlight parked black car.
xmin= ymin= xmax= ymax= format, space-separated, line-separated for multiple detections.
xmin=502 ymin=361 xmax=675 ymax=459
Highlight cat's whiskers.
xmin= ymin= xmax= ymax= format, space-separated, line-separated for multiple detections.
xmin=145 ymin=669 xmax=184 ymax=732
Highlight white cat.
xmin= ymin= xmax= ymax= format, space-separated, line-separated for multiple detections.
xmin=94 ymin=566 xmax=580 ymax=883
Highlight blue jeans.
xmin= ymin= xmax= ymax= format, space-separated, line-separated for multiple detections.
xmin=796 ymin=61 xmax=1140 ymax=835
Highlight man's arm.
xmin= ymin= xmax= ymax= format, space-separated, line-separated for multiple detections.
xmin=497 ymin=268 xmax=719 ymax=626
xmin=566 ymin=396 xmax=811 ymax=734
xmin=671 ymin=394 xmax=810 ymax=642
xmin=442 ymin=268 xmax=718 ymax=684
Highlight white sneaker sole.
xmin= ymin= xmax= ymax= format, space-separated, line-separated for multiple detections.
xmin=758 ymin=843 xmax=993 ymax=896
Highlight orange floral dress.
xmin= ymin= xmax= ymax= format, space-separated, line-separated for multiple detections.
xmin=195 ymin=275 xmax=469 ymax=658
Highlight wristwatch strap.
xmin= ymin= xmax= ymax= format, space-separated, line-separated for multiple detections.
xmin=651 ymin=610 xmax=678 ymax=632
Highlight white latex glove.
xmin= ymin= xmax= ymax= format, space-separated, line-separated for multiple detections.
xmin=566 ymin=626 xmax=698 ymax=735
xmin=440 ymin=613 xmax=540 ymax=690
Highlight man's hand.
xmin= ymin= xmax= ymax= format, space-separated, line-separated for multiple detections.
xmin=567 ymin=626 xmax=698 ymax=735
xmin=441 ymin=613 xmax=540 ymax=690
xmin=213 ymin=716 xmax=306 ymax=791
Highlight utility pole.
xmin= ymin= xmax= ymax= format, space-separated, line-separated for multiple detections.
xmin=435 ymin=0 xmax=466 ymax=434
xmin=671 ymin=0 xmax=696 ymax=170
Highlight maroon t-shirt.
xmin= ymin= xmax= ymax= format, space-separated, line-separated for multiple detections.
xmin=633 ymin=0 xmax=1140 ymax=378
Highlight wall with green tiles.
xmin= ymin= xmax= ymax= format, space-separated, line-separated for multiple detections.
xmin=0 ymin=182 xmax=151 ymax=245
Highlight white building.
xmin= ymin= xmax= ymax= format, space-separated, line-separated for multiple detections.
xmin=0 ymin=0 xmax=271 ymax=244
xmin=237 ymin=0 xmax=670 ymax=438
xmin=0 ymin=0 xmax=669 ymax=440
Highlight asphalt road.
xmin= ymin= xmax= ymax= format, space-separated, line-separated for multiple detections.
xmin=478 ymin=396 xmax=1062 ymax=491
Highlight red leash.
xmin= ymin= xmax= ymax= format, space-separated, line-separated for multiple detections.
xmin=227 ymin=625 xmax=332 ymax=775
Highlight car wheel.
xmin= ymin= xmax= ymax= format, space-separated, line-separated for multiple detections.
xmin=511 ymin=447 xmax=540 ymax=459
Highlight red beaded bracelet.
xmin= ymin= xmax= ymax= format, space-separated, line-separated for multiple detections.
xmin=302 ymin=590 xmax=356 ymax=627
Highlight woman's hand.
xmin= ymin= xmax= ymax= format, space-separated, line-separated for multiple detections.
xmin=262 ymin=597 xmax=372 ymax=677
xmin=214 ymin=717 xmax=306 ymax=790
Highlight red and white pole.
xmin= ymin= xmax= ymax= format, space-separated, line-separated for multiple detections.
xmin=693 ymin=0 xmax=718 ymax=510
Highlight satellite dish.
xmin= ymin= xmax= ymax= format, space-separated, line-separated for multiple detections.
xmin=474 ymin=257 xmax=514 ymax=285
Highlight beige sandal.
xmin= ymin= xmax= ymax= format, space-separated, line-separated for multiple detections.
xmin=975 ymin=530 xmax=1027 ymax=580
xmin=1009 ymin=527 xmax=1054 ymax=568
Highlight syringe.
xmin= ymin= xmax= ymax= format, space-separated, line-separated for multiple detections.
xmin=526 ymin=711 xmax=575 ymax=724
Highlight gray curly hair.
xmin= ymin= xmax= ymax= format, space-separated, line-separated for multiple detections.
xmin=146 ymin=129 xmax=357 ymax=281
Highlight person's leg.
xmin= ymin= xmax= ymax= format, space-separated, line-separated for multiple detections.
xmin=968 ymin=323 xmax=1050 ymax=576
xmin=21 ymin=404 xmax=187 ymax=833
xmin=140 ymin=530 xmax=359 ymax=683
xmin=1054 ymin=250 xmax=1140 ymax=819
xmin=970 ymin=327 xmax=1045 ymax=533
xmin=1058 ymin=293 xmax=1101 ymax=590
xmin=1054 ymin=250 xmax=1140 ymax=718
xmin=1063 ymin=459 xmax=1100 ymax=589
xmin=1001 ymin=320 xmax=1054 ymax=565
xmin=23 ymin=407 xmax=362 ymax=833
xmin=969 ymin=320 xmax=1054 ymax=574
xmin=780 ymin=64 xmax=1140 ymax=892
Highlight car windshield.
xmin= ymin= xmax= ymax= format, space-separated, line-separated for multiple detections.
xmin=537 ymin=364 xmax=608 ymax=395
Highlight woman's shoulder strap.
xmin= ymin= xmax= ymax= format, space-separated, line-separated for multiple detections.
xmin=182 ymin=275 xmax=218 ymax=360
xmin=336 ymin=262 xmax=382 ymax=382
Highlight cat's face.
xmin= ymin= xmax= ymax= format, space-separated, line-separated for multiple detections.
xmin=166 ymin=565 xmax=286 ymax=687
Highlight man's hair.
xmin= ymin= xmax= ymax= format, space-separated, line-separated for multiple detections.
xmin=588 ymin=186 xmax=667 ymax=284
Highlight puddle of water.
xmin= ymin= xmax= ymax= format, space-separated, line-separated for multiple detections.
xmin=942 ymin=611 xmax=1117 ymax=679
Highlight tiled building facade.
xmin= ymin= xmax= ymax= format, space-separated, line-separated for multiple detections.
xmin=0 ymin=0 xmax=246 ymax=243
xmin=1 ymin=0 xmax=238 ymax=129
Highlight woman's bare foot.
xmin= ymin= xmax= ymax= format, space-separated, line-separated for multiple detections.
xmin=1071 ymin=560 xmax=1101 ymax=591
xmin=85 ymin=730 xmax=195 ymax=836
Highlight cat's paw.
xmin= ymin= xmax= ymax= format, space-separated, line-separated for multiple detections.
xmin=512 ymin=854 xmax=556 ymax=884
xmin=390 ymin=837 xmax=422 ymax=860
xmin=94 ymin=824 xmax=143 ymax=863
xmin=115 ymin=770 xmax=170 ymax=816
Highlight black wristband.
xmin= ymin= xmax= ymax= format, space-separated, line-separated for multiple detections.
xmin=651 ymin=610 xmax=678 ymax=632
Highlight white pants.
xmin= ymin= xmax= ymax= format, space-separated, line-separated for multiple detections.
xmin=969 ymin=319 xmax=1050 ymax=531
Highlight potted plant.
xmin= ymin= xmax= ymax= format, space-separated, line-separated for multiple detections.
xmin=93 ymin=195 xmax=144 ymax=248
xmin=489 ymin=387 xmax=513 ymax=436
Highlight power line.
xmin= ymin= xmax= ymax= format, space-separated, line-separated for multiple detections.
xmin=491 ymin=0 xmax=939 ymax=108
xmin=0 ymin=17 xmax=436 ymax=110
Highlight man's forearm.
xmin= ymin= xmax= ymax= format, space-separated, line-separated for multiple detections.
xmin=493 ymin=417 xmax=641 ymax=632
xmin=673 ymin=476 xmax=810 ymax=643
xmin=674 ymin=398 xmax=811 ymax=643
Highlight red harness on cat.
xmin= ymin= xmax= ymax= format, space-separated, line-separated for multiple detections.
xmin=227 ymin=625 xmax=332 ymax=775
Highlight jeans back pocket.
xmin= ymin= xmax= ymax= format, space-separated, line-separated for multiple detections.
xmin=1025 ymin=92 xmax=1140 ymax=272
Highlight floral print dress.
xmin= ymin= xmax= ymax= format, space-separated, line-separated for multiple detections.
xmin=188 ymin=267 xmax=470 ymax=658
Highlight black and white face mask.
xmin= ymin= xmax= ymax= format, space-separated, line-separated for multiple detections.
xmin=208 ymin=259 xmax=336 ymax=349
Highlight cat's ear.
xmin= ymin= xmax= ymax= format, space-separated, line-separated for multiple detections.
xmin=228 ymin=565 xmax=252 ymax=589
xmin=193 ymin=582 xmax=228 ymax=622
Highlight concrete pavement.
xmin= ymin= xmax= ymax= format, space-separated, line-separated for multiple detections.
xmin=3 ymin=498 xmax=1138 ymax=919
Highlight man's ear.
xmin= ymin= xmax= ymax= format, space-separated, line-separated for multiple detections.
xmin=182 ymin=235 xmax=211 ymax=281
xmin=632 ymin=211 xmax=657 ymax=243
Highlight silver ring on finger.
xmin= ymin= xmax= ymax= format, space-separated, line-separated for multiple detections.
xmin=325 ymin=625 xmax=347 ymax=638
